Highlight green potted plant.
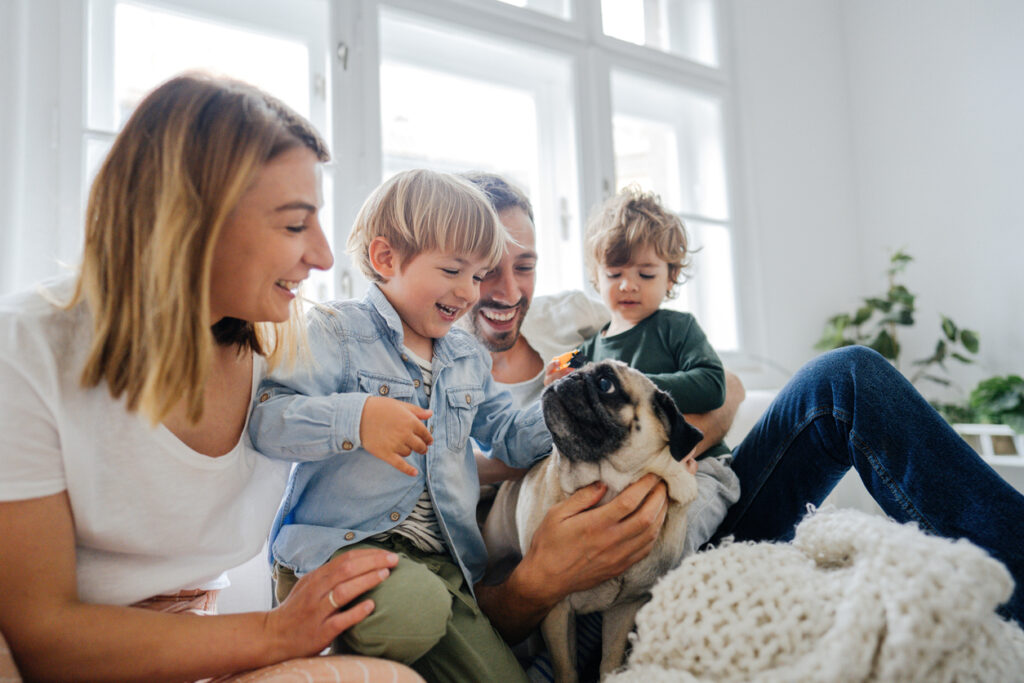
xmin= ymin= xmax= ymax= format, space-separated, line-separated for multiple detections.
xmin=815 ymin=249 xmax=979 ymax=392
xmin=816 ymin=250 xmax=1022 ymax=460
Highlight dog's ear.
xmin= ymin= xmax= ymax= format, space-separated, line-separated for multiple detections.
xmin=653 ymin=389 xmax=704 ymax=461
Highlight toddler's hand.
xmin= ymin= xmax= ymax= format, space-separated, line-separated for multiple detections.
xmin=359 ymin=396 xmax=433 ymax=476
xmin=543 ymin=359 xmax=575 ymax=387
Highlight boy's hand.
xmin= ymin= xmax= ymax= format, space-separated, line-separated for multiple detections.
xmin=359 ymin=396 xmax=433 ymax=476
xmin=543 ymin=359 xmax=575 ymax=387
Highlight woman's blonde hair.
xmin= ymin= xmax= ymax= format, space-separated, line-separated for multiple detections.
xmin=585 ymin=186 xmax=692 ymax=298
xmin=347 ymin=169 xmax=506 ymax=282
xmin=69 ymin=73 xmax=329 ymax=424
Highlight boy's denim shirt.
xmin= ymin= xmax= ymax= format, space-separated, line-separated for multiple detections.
xmin=249 ymin=284 xmax=552 ymax=588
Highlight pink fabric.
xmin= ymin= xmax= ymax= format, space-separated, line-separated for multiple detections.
xmin=0 ymin=591 xmax=422 ymax=682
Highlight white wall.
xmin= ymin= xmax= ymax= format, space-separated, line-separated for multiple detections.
xmin=842 ymin=0 xmax=1024 ymax=388
xmin=731 ymin=0 xmax=1023 ymax=390
xmin=730 ymin=0 xmax=863 ymax=377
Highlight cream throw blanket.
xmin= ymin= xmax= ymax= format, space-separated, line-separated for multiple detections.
xmin=608 ymin=509 xmax=1024 ymax=682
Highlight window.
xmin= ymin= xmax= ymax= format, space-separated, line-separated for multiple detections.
xmin=611 ymin=68 xmax=737 ymax=348
xmin=70 ymin=0 xmax=743 ymax=350
xmin=378 ymin=8 xmax=580 ymax=295
xmin=601 ymin=0 xmax=718 ymax=66
xmin=84 ymin=0 xmax=333 ymax=298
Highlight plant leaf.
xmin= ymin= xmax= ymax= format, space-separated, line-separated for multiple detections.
xmin=888 ymin=285 xmax=914 ymax=307
xmin=865 ymin=297 xmax=892 ymax=313
xmin=941 ymin=315 xmax=957 ymax=341
xmin=950 ymin=352 xmax=974 ymax=364
xmin=881 ymin=308 xmax=914 ymax=326
xmin=960 ymin=329 xmax=980 ymax=354
xmin=869 ymin=330 xmax=898 ymax=360
xmin=852 ymin=306 xmax=873 ymax=326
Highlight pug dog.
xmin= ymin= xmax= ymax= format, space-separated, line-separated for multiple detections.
xmin=483 ymin=359 xmax=703 ymax=682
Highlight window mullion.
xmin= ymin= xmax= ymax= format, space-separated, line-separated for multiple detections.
xmin=329 ymin=0 xmax=383 ymax=299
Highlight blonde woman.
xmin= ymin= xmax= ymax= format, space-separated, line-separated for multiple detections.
xmin=0 ymin=74 xmax=422 ymax=682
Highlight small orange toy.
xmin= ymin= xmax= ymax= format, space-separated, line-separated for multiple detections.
xmin=552 ymin=349 xmax=584 ymax=371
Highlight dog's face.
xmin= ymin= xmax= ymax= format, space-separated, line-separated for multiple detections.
xmin=541 ymin=359 xmax=703 ymax=466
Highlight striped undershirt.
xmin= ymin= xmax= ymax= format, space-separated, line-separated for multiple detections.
xmin=371 ymin=346 xmax=447 ymax=555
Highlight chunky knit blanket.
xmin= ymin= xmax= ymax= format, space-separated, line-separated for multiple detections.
xmin=608 ymin=509 xmax=1024 ymax=682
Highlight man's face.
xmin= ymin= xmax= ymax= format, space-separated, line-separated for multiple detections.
xmin=470 ymin=206 xmax=537 ymax=352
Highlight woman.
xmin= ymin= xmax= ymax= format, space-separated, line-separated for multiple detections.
xmin=0 ymin=74 xmax=422 ymax=682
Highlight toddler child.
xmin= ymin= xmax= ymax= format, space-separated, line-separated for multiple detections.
xmin=548 ymin=186 xmax=729 ymax=461
xmin=250 ymin=169 xmax=551 ymax=683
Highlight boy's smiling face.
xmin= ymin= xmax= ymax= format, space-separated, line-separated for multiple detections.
xmin=597 ymin=243 xmax=671 ymax=336
xmin=376 ymin=245 xmax=490 ymax=359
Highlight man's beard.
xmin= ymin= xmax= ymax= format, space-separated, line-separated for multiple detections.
xmin=468 ymin=296 xmax=530 ymax=352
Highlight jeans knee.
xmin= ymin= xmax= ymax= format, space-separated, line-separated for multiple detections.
xmin=816 ymin=345 xmax=902 ymax=391
xmin=341 ymin=571 xmax=452 ymax=663
xmin=822 ymin=345 xmax=884 ymax=370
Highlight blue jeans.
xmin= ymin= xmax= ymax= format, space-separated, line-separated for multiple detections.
xmin=712 ymin=346 xmax=1024 ymax=626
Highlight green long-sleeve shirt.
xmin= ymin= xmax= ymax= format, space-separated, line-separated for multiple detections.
xmin=577 ymin=309 xmax=729 ymax=456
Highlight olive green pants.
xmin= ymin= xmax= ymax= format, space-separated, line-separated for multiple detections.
xmin=274 ymin=536 xmax=528 ymax=683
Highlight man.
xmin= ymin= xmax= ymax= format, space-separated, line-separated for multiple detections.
xmin=462 ymin=172 xmax=743 ymax=648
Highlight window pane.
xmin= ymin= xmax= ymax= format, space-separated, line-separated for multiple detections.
xmin=612 ymin=70 xmax=728 ymax=220
xmin=662 ymin=220 xmax=737 ymax=351
xmin=494 ymin=0 xmax=571 ymax=20
xmin=380 ymin=10 xmax=581 ymax=296
xmin=381 ymin=63 xmax=539 ymax=179
xmin=94 ymin=2 xmax=311 ymax=131
xmin=601 ymin=0 xmax=718 ymax=66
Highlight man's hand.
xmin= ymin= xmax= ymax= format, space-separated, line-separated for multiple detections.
xmin=359 ymin=396 xmax=433 ymax=476
xmin=476 ymin=473 xmax=669 ymax=643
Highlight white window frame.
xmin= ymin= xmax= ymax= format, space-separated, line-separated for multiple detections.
xmin=63 ymin=0 xmax=755 ymax=351
xmin=328 ymin=0 xmax=751 ymax=351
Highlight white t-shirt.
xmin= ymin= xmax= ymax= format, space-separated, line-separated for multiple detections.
xmin=0 ymin=279 xmax=290 ymax=605
xmin=496 ymin=290 xmax=611 ymax=406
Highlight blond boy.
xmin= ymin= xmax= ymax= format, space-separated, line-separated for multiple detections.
xmin=250 ymin=169 xmax=550 ymax=682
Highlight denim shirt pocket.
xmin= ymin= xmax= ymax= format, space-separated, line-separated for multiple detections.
xmin=357 ymin=372 xmax=416 ymax=403
xmin=445 ymin=386 xmax=485 ymax=451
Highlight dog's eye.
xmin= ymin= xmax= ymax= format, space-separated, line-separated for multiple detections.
xmin=598 ymin=377 xmax=615 ymax=394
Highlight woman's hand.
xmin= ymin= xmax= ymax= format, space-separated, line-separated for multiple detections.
xmin=263 ymin=549 xmax=399 ymax=658
xmin=359 ymin=397 xmax=433 ymax=476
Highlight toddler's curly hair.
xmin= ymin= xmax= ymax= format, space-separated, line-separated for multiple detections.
xmin=584 ymin=186 xmax=691 ymax=298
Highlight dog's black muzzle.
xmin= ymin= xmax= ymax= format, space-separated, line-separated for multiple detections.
xmin=541 ymin=362 xmax=631 ymax=463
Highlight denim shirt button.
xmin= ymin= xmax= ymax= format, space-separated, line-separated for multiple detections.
xmin=344 ymin=531 xmax=355 ymax=541
xmin=341 ymin=440 xmax=354 ymax=451
xmin=465 ymin=393 xmax=472 ymax=404
xmin=401 ymin=354 xmax=409 ymax=362
xmin=390 ymin=511 xmax=401 ymax=521
xmin=379 ymin=385 xmax=390 ymax=396
xmin=413 ymin=379 xmax=421 ymax=388
xmin=259 ymin=392 xmax=270 ymax=403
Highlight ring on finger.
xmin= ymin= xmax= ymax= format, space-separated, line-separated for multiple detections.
xmin=327 ymin=589 xmax=339 ymax=610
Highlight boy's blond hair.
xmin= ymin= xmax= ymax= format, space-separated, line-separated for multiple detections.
xmin=347 ymin=169 xmax=507 ymax=282
xmin=585 ymin=186 xmax=692 ymax=298
xmin=69 ymin=73 xmax=329 ymax=425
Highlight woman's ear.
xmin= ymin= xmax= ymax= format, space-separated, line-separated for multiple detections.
xmin=368 ymin=236 xmax=398 ymax=280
